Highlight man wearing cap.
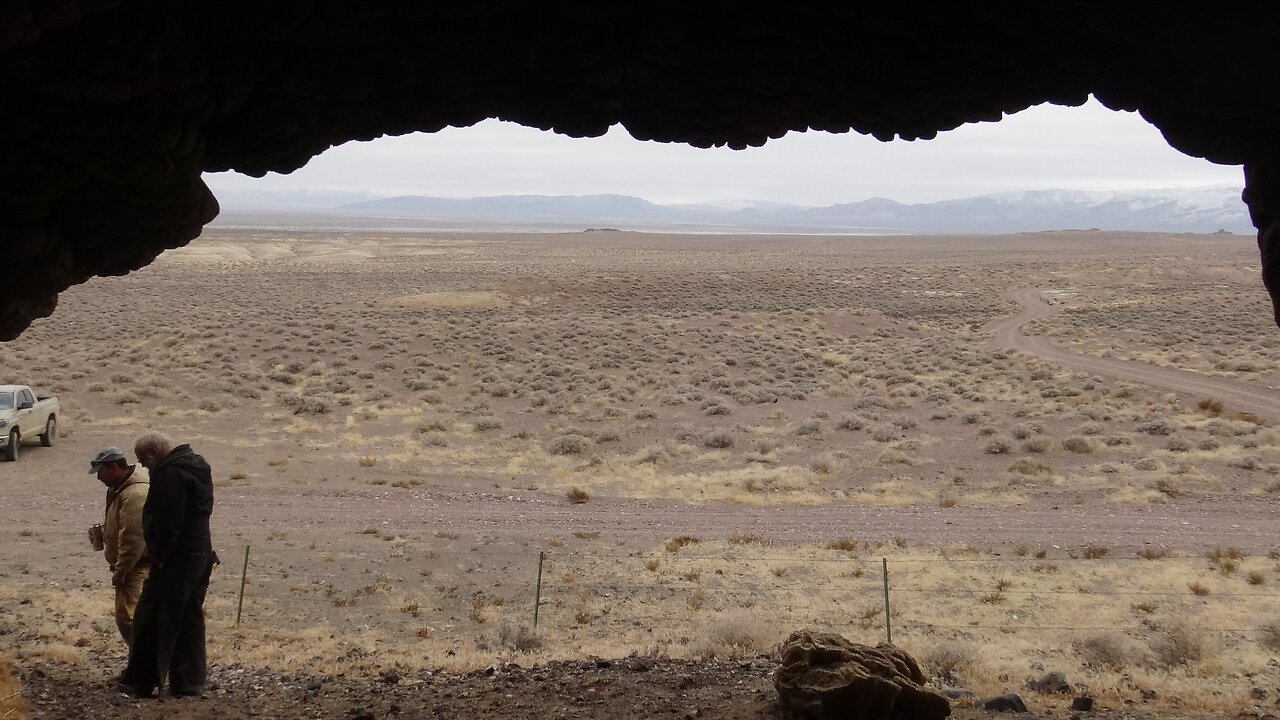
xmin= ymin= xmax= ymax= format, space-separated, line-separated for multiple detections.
xmin=90 ymin=447 xmax=151 ymax=645
xmin=118 ymin=432 xmax=216 ymax=699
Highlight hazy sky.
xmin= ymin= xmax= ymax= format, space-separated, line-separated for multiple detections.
xmin=204 ymin=97 xmax=1243 ymax=207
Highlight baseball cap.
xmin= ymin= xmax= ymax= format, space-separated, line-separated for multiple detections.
xmin=88 ymin=447 xmax=127 ymax=474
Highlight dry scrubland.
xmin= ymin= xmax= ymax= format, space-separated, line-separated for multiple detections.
xmin=4 ymin=229 xmax=1280 ymax=716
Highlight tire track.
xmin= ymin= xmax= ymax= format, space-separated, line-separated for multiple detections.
xmin=987 ymin=288 xmax=1280 ymax=421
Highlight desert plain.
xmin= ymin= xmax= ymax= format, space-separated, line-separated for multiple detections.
xmin=3 ymin=227 xmax=1280 ymax=719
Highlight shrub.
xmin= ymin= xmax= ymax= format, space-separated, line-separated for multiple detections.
xmin=1199 ymin=398 xmax=1225 ymax=416
xmin=1021 ymin=438 xmax=1052 ymax=454
xmin=417 ymin=418 xmax=450 ymax=434
xmin=794 ymin=419 xmax=824 ymax=436
xmin=496 ymin=622 xmax=543 ymax=653
xmin=665 ymin=536 xmax=700 ymax=553
xmin=1136 ymin=420 xmax=1173 ymax=436
xmin=1260 ymin=619 xmax=1280 ymax=652
xmin=1008 ymin=458 xmax=1052 ymax=476
xmin=878 ymin=449 xmax=913 ymax=465
xmin=826 ymin=538 xmax=860 ymax=552
xmin=810 ymin=455 xmax=839 ymax=475
xmin=702 ymin=432 xmax=734 ymax=449
xmin=1083 ymin=545 xmax=1109 ymax=559
xmin=1062 ymin=436 xmax=1095 ymax=454
xmin=836 ymin=413 xmax=867 ymax=431
xmin=566 ymin=486 xmax=591 ymax=504
xmin=1151 ymin=621 xmax=1213 ymax=668
xmin=920 ymin=642 xmax=975 ymax=685
xmin=697 ymin=612 xmax=777 ymax=657
xmin=983 ymin=438 xmax=1012 ymax=455
xmin=547 ymin=434 xmax=592 ymax=456
xmin=870 ymin=425 xmax=897 ymax=442
xmin=473 ymin=416 xmax=503 ymax=431
xmin=1133 ymin=457 xmax=1163 ymax=471
xmin=1077 ymin=632 xmax=1141 ymax=670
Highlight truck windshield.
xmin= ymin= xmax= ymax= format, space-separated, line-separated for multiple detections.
xmin=0 ymin=393 xmax=11 ymax=410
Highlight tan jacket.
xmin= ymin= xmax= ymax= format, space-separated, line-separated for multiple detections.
xmin=104 ymin=466 xmax=149 ymax=573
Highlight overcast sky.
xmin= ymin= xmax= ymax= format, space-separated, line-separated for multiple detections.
xmin=203 ymin=97 xmax=1243 ymax=207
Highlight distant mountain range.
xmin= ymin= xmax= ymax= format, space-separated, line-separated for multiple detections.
xmin=210 ymin=186 xmax=1252 ymax=234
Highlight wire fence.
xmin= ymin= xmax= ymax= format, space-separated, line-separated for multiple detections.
xmin=228 ymin=543 xmax=1280 ymax=654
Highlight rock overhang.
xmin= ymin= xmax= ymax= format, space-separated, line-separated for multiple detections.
xmin=2 ymin=2 xmax=1279 ymax=339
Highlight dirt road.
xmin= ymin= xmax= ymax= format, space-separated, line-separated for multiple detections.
xmin=4 ymin=453 xmax=1279 ymax=559
xmin=986 ymin=288 xmax=1280 ymax=420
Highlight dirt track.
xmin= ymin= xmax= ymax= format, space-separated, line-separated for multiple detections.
xmin=987 ymin=288 xmax=1280 ymax=421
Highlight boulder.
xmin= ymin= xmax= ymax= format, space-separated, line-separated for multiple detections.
xmin=774 ymin=630 xmax=951 ymax=720
xmin=979 ymin=694 xmax=1029 ymax=713
xmin=1026 ymin=671 xmax=1071 ymax=694
xmin=1071 ymin=695 xmax=1094 ymax=711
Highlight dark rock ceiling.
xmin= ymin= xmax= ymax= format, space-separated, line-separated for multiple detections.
xmin=2 ymin=2 xmax=1279 ymax=340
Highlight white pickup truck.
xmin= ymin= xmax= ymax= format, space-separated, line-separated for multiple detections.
xmin=0 ymin=385 xmax=59 ymax=461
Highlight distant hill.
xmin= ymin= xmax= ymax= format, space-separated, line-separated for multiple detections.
xmin=210 ymin=186 xmax=1252 ymax=234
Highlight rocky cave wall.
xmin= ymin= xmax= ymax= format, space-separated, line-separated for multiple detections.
xmin=2 ymin=2 xmax=1279 ymax=340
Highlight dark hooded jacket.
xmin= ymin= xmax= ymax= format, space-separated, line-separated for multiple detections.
xmin=141 ymin=444 xmax=213 ymax=568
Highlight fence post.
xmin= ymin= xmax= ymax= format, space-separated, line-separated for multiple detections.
xmin=236 ymin=545 xmax=250 ymax=626
xmin=533 ymin=551 xmax=545 ymax=628
xmin=882 ymin=557 xmax=892 ymax=645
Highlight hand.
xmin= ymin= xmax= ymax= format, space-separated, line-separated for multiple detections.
xmin=112 ymin=568 xmax=127 ymax=588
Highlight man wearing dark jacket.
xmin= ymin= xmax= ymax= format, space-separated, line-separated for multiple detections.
xmin=118 ymin=433 xmax=216 ymax=698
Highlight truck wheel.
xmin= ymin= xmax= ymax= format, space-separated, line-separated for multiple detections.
xmin=3 ymin=430 xmax=17 ymax=461
xmin=40 ymin=417 xmax=55 ymax=447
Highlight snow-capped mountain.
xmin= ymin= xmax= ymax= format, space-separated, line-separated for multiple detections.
xmin=210 ymin=186 xmax=1252 ymax=234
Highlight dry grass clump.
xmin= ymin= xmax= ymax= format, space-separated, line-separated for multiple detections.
xmin=1138 ymin=547 xmax=1170 ymax=560
xmin=547 ymin=434 xmax=592 ymax=456
xmin=983 ymin=437 xmax=1012 ymax=455
xmin=702 ymin=431 xmax=734 ymax=449
xmin=1020 ymin=437 xmax=1052 ymax=454
xmin=691 ymin=612 xmax=778 ymax=658
xmin=495 ymin=622 xmax=543 ymax=653
xmin=1008 ymin=458 xmax=1052 ymax=476
xmin=835 ymin=413 xmax=867 ymax=431
xmin=1076 ymin=632 xmax=1144 ymax=670
xmin=664 ymin=536 xmax=700 ymax=553
xmin=1259 ymin=619 xmax=1280 ymax=652
xmin=565 ymin=486 xmax=591 ymax=504
xmin=1061 ymin=436 xmax=1095 ymax=454
xmin=1149 ymin=620 xmax=1215 ymax=669
xmin=1205 ymin=547 xmax=1245 ymax=578
xmin=1198 ymin=398 xmax=1225 ymax=416
xmin=920 ymin=641 xmax=976 ymax=685
xmin=0 ymin=653 xmax=29 ymax=720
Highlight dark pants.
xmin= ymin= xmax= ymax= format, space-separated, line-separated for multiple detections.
xmin=121 ymin=552 xmax=213 ymax=695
